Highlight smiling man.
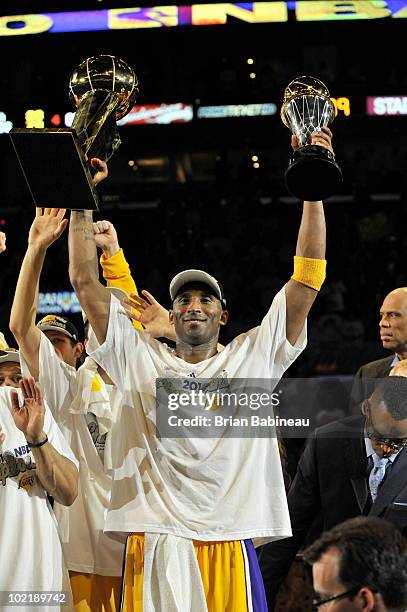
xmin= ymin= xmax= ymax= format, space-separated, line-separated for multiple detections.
xmin=168 ymin=271 xmax=228 ymax=363
xmin=69 ymin=128 xmax=333 ymax=611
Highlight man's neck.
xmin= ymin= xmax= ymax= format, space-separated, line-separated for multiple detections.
xmin=174 ymin=339 xmax=219 ymax=364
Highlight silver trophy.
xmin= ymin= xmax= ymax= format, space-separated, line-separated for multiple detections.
xmin=281 ymin=76 xmax=342 ymax=201
xmin=10 ymin=55 xmax=138 ymax=210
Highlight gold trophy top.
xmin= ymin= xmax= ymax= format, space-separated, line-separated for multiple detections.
xmin=281 ymin=76 xmax=333 ymax=128
xmin=69 ymin=55 xmax=139 ymax=121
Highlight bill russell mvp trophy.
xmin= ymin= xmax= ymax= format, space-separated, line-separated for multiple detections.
xmin=281 ymin=76 xmax=342 ymax=201
xmin=10 ymin=55 xmax=138 ymax=210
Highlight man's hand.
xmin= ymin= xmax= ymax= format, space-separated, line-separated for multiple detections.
xmin=0 ymin=231 xmax=6 ymax=254
xmin=93 ymin=220 xmax=120 ymax=258
xmin=28 ymin=208 xmax=68 ymax=250
xmin=10 ymin=377 xmax=46 ymax=444
xmin=91 ymin=158 xmax=108 ymax=186
xmin=291 ymin=126 xmax=334 ymax=154
xmin=124 ymin=290 xmax=175 ymax=340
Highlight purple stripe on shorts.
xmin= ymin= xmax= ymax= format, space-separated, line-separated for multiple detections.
xmin=243 ymin=540 xmax=268 ymax=612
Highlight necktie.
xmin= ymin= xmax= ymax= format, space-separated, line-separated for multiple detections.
xmin=369 ymin=455 xmax=390 ymax=502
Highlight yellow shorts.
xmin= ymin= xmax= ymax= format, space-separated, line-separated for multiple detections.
xmin=121 ymin=534 xmax=250 ymax=612
xmin=69 ymin=571 xmax=122 ymax=612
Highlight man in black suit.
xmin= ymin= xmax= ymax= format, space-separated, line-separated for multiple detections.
xmin=354 ymin=286 xmax=407 ymax=373
xmin=349 ymin=288 xmax=407 ymax=414
xmin=260 ymin=376 xmax=407 ymax=609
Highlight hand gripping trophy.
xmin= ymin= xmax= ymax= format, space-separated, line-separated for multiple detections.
xmin=281 ymin=76 xmax=342 ymax=201
xmin=10 ymin=54 xmax=138 ymax=210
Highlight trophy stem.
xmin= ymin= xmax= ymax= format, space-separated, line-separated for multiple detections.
xmin=284 ymin=145 xmax=343 ymax=201
xmin=72 ymin=91 xmax=121 ymax=161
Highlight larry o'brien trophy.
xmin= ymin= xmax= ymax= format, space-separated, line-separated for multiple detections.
xmin=10 ymin=55 xmax=138 ymax=210
xmin=281 ymin=76 xmax=342 ymax=201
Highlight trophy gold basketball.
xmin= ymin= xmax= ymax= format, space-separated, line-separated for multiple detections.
xmin=10 ymin=55 xmax=138 ymax=210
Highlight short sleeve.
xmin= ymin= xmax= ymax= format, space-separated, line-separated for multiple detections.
xmin=20 ymin=332 xmax=77 ymax=421
xmin=43 ymin=402 xmax=79 ymax=469
xmin=255 ymin=286 xmax=307 ymax=374
xmin=89 ymin=295 xmax=142 ymax=388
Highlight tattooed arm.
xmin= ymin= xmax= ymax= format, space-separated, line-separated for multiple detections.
xmin=68 ymin=210 xmax=111 ymax=344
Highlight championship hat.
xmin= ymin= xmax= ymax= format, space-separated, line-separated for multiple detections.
xmin=37 ymin=314 xmax=79 ymax=341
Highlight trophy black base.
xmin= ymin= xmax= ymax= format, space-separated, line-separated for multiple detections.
xmin=284 ymin=145 xmax=343 ymax=201
xmin=9 ymin=128 xmax=99 ymax=210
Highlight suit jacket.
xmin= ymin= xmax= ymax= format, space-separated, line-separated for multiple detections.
xmin=355 ymin=355 xmax=395 ymax=378
xmin=349 ymin=355 xmax=394 ymax=414
xmin=259 ymin=415 xmax=407 ymax=608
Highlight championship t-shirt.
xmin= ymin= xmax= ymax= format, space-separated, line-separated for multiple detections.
xmin=20 ymin=334 xmax=125 ymax=576
xmin=0 ymin=387 xmax=78 ymax=611
xmin=89 ymin=286 xmax=307 ymax=545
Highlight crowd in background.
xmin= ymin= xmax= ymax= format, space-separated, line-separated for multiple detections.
xmin=0 ymin=186 xmax=403 ymax=379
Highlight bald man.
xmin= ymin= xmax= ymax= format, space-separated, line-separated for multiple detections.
xmin=350 ymin=288 xmax=407 ymax=413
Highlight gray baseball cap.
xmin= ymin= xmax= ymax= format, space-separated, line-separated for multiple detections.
xmin=169 ymin=269 xmax=226 ymax=306
xmin=0 ymin=348 xmax=20 ymax=364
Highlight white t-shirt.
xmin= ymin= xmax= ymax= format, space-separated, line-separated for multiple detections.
xmin=89 ymin=286 xmax=307 ymax=545
xmin=20 ymin=335 xmax=125 ymax=576
xmin=0 ymin=386 xmax=77 ymax=611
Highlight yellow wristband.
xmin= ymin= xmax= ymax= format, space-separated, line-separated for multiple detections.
xmin=100 ymin=249 xmax=129 ymax=280
xmin=291 ymin=256 xmax=326 ymax=291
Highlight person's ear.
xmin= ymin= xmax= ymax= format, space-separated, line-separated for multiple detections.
xmin=220 ymin=309 xmax=229 ymax=326
xmin=74 ymin=342 xmax=85 ymax=360
xmin=356 ymin=587 xmax=376 ymax=612
xmin=169 ymin=310 xmax=174 ymax=325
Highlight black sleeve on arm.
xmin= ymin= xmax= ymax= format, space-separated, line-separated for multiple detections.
xmin=259 ymin=433 xmax=321 ymax=608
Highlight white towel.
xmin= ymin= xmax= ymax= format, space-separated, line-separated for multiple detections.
xmin=143 ymin=533 xmax=208 ymax=612
xmin=69 ymin=357 xmax=112 ymax=425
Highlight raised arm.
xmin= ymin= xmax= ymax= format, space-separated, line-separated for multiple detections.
xmin=125 ymin=290 xmax=175 ymax=340
xmin=94 ymin=219 xmax=143 ymax=331
xmin=9 ymin=209 xmax=68 ymax=379
xmin=10 ymin=377 xmax=78 ymax=506
xmin=69 ymin=210 xmax=111 ymax=344
xmin=284 ymin=128 xmax=331 ymax=345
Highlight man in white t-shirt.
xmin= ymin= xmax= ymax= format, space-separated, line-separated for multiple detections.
xmin=0 ymin=376 xmax=78 ymax=612
xmin=9 ymin=203 xmax=139 ymax=612
xmin=69 ymin=128 xmax=333 ymax=611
